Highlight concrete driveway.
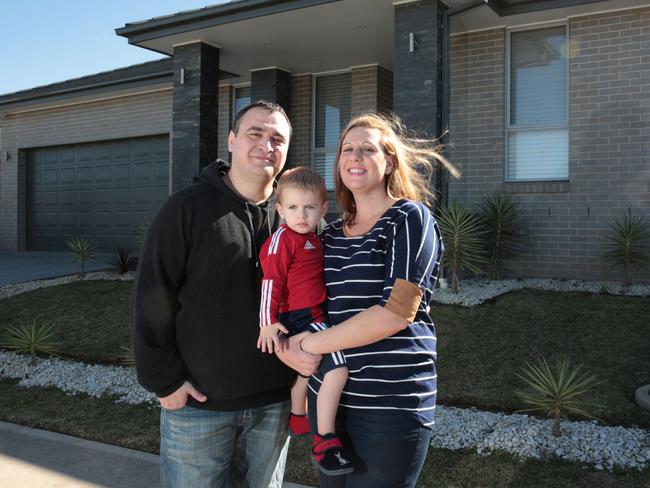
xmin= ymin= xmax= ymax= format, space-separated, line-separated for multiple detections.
xmin=0 ymin=251 xmax=112 ymax=287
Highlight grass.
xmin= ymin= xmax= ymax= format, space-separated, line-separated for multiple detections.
xmin=1 ymin=379 xmax=648 ymax=487
xmin=434 ymin=289 xmax=650 ymax=428
xmin=1 ymin=281 xmax=649 ymax=486
xmin=0 ymin=281 xmax=131 ymax=363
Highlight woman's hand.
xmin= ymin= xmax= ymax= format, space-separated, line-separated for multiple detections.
xmin=275 ymin=331 xmax=322 ymax=376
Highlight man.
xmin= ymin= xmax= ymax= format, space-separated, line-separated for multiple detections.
xmin=132 ymin=101 xmax=321 ymax=487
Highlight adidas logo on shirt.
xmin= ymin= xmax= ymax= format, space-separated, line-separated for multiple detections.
xmin=304 ymin=240 xmax=316 ymax=250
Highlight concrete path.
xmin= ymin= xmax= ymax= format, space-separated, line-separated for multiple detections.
xmin=0 ymin=421 xmax=310 ymax=488
xmin=0 ymin=252 xmax=112 ymax=286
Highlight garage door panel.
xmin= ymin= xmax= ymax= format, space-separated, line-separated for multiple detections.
xmin=44 ymin=191 xmax=57 ymax=205
xmin=28 ymin=135 xmax=169 ymax=251
xmin=44 ymin=149 xmax=58 ymax=164
xmin=59 ymin=168 xmax=74 ymax=184
xmin=113 ymin=141 xmax=131 ymax=159
xmin=78 ymin=166 xmax=93 ymax=183
xmin=78 ymin=146 xmax=94 ymax=162
xmin=95 ymin=144 xmax=111 ymax=160
xmin=60 ymin=148 xmax=75 ymax=163
xmin=96 ymin=165 xmax=111 ymax=182
xmin=133 ymin=162 xmax=152 ymax=180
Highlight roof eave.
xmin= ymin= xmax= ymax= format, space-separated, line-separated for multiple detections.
xmin=115 ymin=0 xmax=341 ymax=45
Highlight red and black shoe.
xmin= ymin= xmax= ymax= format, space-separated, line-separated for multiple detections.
xmin=311 ymin=433 xmax=354 ymax=476
xmin=288 ymin=413 xmax=311 ymax=437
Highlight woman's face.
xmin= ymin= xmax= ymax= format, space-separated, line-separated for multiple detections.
xmin=338 ymin=127 xmax=393 ymax=196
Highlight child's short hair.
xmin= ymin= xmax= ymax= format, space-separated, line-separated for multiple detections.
xmin=277 ymin=167 xmax=327 ymax=203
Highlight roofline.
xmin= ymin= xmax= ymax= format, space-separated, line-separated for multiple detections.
xmin=488 ymin=0 xmax=609 ymax=16
xmin=0 ymin=71 xmax=173 ymax=110
xmin=115 ymin=0 xmax=341 ymax=45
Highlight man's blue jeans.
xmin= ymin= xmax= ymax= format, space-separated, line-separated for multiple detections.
xmin=160 ymin=400 xmax=291 ymax=488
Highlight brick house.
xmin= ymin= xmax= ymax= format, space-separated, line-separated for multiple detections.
xmin=0 ymin=0 xmax=648 ymax=282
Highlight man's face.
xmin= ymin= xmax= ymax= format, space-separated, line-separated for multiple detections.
xmin=228 ymin=107 xmax=291 ymax=181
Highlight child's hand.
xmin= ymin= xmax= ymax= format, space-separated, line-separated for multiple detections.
xmin=257 ymin=322 xmax=289 ymax=354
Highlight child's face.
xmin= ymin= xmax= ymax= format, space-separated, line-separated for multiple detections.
xmin=276 ymin=186 xmax=328 ymax=234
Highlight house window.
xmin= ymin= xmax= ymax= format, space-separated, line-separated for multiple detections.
xmin=313 ymin=73 xmax=351 ymax=190
xmin=232 ymin=86 xmax=251 ymax=125
xmin=507 ymin=25 xmax=568 ymax=181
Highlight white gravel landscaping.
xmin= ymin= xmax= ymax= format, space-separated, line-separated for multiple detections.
xmin=431 ymin=278 xmax=650 ymax=307
xmin=1 ymin=351 xmax=648 ymax=471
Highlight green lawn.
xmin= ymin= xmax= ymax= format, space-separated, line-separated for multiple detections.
xmin=1 ymin=281 xmax=649 ymax=487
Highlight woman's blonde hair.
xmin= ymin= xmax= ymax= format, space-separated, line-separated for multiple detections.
xmin=334 ymin=113 xmax=459 ymax=224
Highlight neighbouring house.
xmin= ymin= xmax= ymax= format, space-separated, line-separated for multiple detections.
xmin=0 ymin=0 xmax=648 ymax=282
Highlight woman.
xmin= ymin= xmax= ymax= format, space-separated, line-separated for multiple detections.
xmin=299 ymin=113 xmax=457 ymax=487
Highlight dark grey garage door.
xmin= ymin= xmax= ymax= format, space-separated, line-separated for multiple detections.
xmin=27 ymin=135 xmax=169 ymax=252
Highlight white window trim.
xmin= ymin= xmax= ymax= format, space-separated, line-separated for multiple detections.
xmin=311 ymin=70 xmax=352 ymax=190
xmin=231 ymin=83 xmax=252 ymax=128
xmin=505 ymin=21 xmax=570 ymax=182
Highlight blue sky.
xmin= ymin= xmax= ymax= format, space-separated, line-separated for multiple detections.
xmin=1 ymin=1 xmax=228 ymax=95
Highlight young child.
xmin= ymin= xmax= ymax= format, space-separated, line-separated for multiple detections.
xmin=257 ymin=167 xmax=352 ymax=476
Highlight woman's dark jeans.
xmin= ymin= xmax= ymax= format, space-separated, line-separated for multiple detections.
xmin=309 ymin=395 xmax=432 ymax=488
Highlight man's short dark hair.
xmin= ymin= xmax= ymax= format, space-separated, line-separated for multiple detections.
xmin=232 ymin=100 xmax=292 ymax=138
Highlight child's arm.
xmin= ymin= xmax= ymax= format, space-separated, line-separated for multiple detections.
xmin=257 ymin=322 xmax=289 ymax=354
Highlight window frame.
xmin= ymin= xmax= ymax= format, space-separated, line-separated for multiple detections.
xmin=311 ymin=69 xmax=352 ymax=191
xmin=505 ymin=21 xmax=570 ymax=182
xmin=231 ymin=83 xmax=252 ymax=128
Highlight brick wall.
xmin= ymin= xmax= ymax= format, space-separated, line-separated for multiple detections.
xmin=287 ymin=74 xmax=312 ymax=169
xmin=448 ymin=7 xmax=650 ymax=282
xmin=0 ymin=89 xmax=172 ymax=250
xmin=351 ymin=65 xmax=394 ymax=117
xmin=217 ymin=85 xmax=233 ymax=162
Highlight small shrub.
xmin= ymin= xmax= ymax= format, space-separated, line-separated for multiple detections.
xmin=437 ymin=201 xmax=487 ymax=293
xmin=515 ymin=357 xmax=603 ymax=437
xmin=603 ymin=214 xmax=650 ymax=287
xmin=66 ymin=237 xmax=97 ymax=277
xmin=1 ymin=319 xmax=61 ymax=365
xmin=479 ymin=191 xmax=526 ymax=279
xmin=107 ymin=248 xmax=131 ymax=275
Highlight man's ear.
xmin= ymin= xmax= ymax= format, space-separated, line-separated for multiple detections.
xmin=227 ymin=130 xmax=235 ymax=152
xmin=320 ymin=201 xmax=329 ymax=218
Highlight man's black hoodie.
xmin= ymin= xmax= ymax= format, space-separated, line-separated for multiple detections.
xmin=132 ymin=160 xmax=294 ymax=410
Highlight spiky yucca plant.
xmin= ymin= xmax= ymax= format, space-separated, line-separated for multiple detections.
xmin=480 ymin=191 xmax=526 ymax=279
xmin=437 ymin=202 xmax=487 ymax=293
xmin=515 ymin=357 xmax=603 ymax=437
xmin=66 ymin=237 xmax=97 ymax=277
xmin=1 ymin=319 xmax=61 ymax=365
xmin=603 ymin=214 xmax=650 ymax=287
xmin=107 ymin=248 xmax=131 ymax=275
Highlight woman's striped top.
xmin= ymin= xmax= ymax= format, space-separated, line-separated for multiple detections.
xmin=309 ymin=199 xmax=444 ymax=427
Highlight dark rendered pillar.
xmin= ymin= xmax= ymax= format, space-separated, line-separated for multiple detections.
xmin=171 ymin=42 xmax=220 ymax=192
xmin=394 ymin=0 xmax=442 ymax=135
xmin=250 ymin=68 xmax=292 ymax=115
xmin=394 ymin=0 xmax=444 ymax=200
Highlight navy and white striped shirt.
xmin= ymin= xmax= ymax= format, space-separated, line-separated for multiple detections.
xmin=309 ymin=199 xmax=444 ymax=427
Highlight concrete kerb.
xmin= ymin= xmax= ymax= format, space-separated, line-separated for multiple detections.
xmin=0 ymin=421 xmax=311 ymax=488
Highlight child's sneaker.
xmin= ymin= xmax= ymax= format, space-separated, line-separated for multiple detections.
xmin=288 ymin=413 xmax=310 ymax=437
xmin=311 ymin=433 xmax=353 ymax=476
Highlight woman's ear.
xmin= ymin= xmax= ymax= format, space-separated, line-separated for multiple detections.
xmin=385 ymin=155 xmax=395 ymax=175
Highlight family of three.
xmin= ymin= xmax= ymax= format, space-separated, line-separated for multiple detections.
xmin=132 ymin=100 xmax=452 ymax=488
